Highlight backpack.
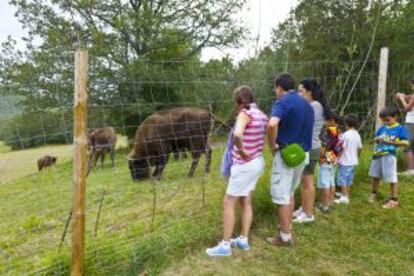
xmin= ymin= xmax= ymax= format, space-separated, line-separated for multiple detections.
xmin=221 ymin=129 xmax=234 ymax=178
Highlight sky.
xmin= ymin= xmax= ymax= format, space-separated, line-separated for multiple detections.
xmin=0 ymin=0 xmax=298 ymax=62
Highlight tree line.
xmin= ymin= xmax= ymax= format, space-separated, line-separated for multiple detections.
xmin=1 ymin=0 xmax=414 ymax=149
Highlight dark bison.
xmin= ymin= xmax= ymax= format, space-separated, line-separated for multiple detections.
xmin=37 ymin=155 xmax=57 ymax=171
xmin=87 ymin=127 xmax=117 ymax=174
xmin=128 ymin=107 xmax=212 ymax=181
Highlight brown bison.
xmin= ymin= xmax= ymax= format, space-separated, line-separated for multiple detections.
xmin=87 ymin=127 xmax=117 ymax=174
xmin=128 ymin=107 xmax=212 ymax=181
xmin=38 ymin=155 xmax=57 ymax=171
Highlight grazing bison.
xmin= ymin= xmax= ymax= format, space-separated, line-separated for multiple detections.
xmin=128 ymin=107 xmax=212 ymax=181
xmin=87 ymin=127 xmax=117 ymax=174
xmin=38 ymin=156 xmax=57 ymax=171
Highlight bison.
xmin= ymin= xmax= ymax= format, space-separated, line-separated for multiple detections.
xmin=38 ymin=155 xmax=57 ymax=171
xmin=87 ymin=127 xmax=117 ymax=174
xmin=128 ymin=107 xmax=212 ymax=181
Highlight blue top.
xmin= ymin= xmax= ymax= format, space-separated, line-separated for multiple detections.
xmin=374 ymin=123 xmax=409 ymax=157
xmin=270 ymin=91 xmax=314 ymax=151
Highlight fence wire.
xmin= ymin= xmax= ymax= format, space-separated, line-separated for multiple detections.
xmin=1 ymin=55 xmax=413 ymax=274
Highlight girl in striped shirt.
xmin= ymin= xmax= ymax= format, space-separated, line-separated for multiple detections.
xmin=206 ymin=86 xmax=268 ymax=257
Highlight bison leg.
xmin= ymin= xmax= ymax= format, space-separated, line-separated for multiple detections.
xmin=152 ymin=154 xmax=169 ymax=180
xmin=205 ymin=146 xmax=212 ymax=174
xmin=92 ymin=151 xmax=99 ymax=169
xmin=110 ymin=147 xmax=115 ymax=168
xmin=173 ymin=150 xmax=180 ymax=161
xmin=87 ymin=152 xmax=95 ymax=175
xmin=100 ymin=152 xmax=105 ymax=168
xmin=182 ymin=152 xmax=188 ymax=159
xmin=188 ymin=151 xmax=201 ymax=177
xmin=152 ymin=166 xmax=160 ymax=178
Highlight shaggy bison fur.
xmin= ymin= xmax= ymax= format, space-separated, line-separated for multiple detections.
xmin=87 ymin=127 xmax=117 ymax=174
xmin=38 ymin=155 xmax=57 ymax=171
xmin=128 ymin=107 xmax=212 ymax=181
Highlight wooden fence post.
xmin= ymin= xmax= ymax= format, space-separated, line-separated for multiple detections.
xmin=71 ymin=49 xmax=88 ymax=276
xmin=376 ymin=47 xmax=389 ymax=131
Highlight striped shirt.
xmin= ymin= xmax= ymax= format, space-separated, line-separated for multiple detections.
xmin=232 ymin=105 xmax=269 ymax=164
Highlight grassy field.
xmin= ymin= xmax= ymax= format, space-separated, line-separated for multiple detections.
xmin=0 ymin=136 xmax=128 ymax=184
xmin=0 ymin=144 xmax=413 ymax=275
xmin=0 ymin=144 xmax=73 ymax=184
xmin=0 ymin=141 xmax=11 ymax=154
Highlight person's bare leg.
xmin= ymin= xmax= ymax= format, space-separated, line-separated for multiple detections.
xmin=300 ymin=182 xmax=305 ymax=209
xmin=329 ymin=187 xmax=336 ymax=204
xmin=340 ymin=185 xmax=348 ymax=196
xmin=240 ymin=193 xmax=253 ymax=237
xmin=390 ymin=183 xmax=398 ymax=199
xmin=290 ymin=196 xmax=295 ymax=219
xmin=279 ymin=196 xmax=294 ymax=234
xmin=321 ymin=188 xmax=330 ymax=206
xmin=372 ymin=178 xmax=380 ymax=194
xmin=301 ymin=175 xmax=315 ymax=216
xmin=406 ymin=152 xmax=414 ymax=170
xmin=223 ymin=195 xmax=237 ymax=241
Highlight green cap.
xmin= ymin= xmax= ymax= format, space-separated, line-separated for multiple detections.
xmin=281 ymin=144 xmax=306 ymax=167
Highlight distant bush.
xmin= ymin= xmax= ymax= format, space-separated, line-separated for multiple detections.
xmin=2 ymin=110 xmax=72 ymax=150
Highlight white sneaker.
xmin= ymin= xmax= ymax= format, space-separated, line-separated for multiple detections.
xmin=334 ymin=196 xmax=350 ymax=204
xmin=230 ymin=236 xmax=250 ymax=251
xmin=292 ymin=207 xmax=303 ymax=218
xmin=206 ymin=241 xmax=232 ymax=257
xmin=335 ymin=192 xmax=343 ymax=198
xmin=293 ymin=212 xmax=315 ymax=223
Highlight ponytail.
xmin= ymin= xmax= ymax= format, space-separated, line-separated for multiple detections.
xmin=300 ymin=79 xmax=334 ymax=120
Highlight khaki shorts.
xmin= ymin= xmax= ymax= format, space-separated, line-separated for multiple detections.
xmin=303 ymin=148 xmax=320 ymax=175
xmin=270 ymin=151 xmax=306 ymax=205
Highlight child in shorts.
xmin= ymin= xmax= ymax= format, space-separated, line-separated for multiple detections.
xmin=335 ymin=114 xmax=362 ymax=204
xmin=317 ymin=118 xmax=343 ymax=213
xmin=369 ymin=107 xmax=409 ymax=209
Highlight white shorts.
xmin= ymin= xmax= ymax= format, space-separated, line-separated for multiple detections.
xmin=226 ymin=156 xmax=265 ymax=197
xmin=369 ymin=155 xmax=397 ymax=183
xmin=271 ymin=151 xmax=307 ymax=205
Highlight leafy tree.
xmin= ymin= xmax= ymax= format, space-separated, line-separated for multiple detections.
xmin=255 ymin=0 xmax=414 ymax=126
xmin=2 ymin=0 xmax=246 ymax=147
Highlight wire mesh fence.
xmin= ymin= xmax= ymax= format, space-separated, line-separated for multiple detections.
xmin=1 ymin=51 xmax=413 ymax=274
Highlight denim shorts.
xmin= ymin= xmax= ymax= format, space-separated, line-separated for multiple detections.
xmin=337 ymin=165 xmax=357 ymax=186
xmin=318 ymin=164 xmax=336 ymax=189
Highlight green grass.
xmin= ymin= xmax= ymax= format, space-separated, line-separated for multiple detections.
xmin=0 ymin=141 xmax=11 ymax=154
xmin=0 ymin=135 xmax=128 ymax=184
xmin=0 ymin=145 xmax=413 ymax=275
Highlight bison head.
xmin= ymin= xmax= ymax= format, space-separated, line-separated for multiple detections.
xmin=128 ymin=157 xmax=150 ymax=181
xmin=52 ymin=157 xmax=57 ymax=164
